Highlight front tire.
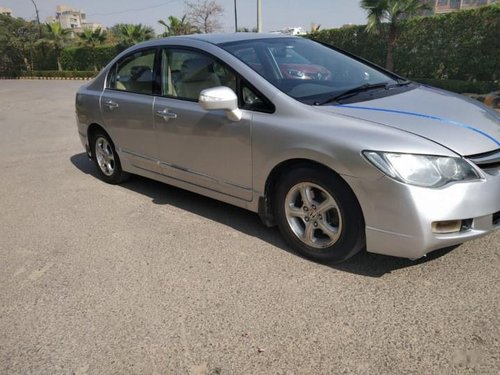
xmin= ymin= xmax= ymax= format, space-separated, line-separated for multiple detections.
xmin=91 ymin=130 xmax=129 ymax=184
xmin=274 ymin=167 xmax=365 ymax=263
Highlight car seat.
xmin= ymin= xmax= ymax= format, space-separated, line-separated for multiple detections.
xmin=176 ymin=57 xmax=221 ymax=100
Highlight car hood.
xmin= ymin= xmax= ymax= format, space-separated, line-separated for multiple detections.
xmin=316 ymin=85 xmax=500 ymax=156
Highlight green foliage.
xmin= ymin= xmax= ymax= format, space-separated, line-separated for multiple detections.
xmin=61 ymin=45 xmax=122 ymax=71
xmin=360 ymin=0 xmax=430 ymax=32
xmin=32 ymin=42 xmax=57 ymax=70
xmin=77 ymin=28 xmax=108 ymax=71
xmin=237 ymin=27 xmax=258 ymax=32
xmin=394 ymin=5 xmax=500 ymax=81
xmin=158 ymin=16 xmax=197 ymax=37
xmin=312 ymin=25 xmax=388 ymax=67
xmin=78 ymin=28 xmax=107 ymax=47
xmin=360 ymin=0 xmax=432 ymax=70
xmin=413 ymin=78 xmax=499 ymax=94
xmin=0 ymin=14 xmax=40 ymax=76
xmin=42 ymin=21 xmax=72 ymax=71
xmin=110 ymin=23 xmax=155 ymax=49
xmin=19 ymin=70 xmax=96 ymax=78
xmin=311 ymin=4 xmax=500 ymax=82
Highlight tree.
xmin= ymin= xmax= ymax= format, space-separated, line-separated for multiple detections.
xmin=78 ymin=27 xmax=106 ymax=48
xmin=0 ymin=15 xmax=25 ymax=75
xmin=158 ymin=15 xmax=197 ymax=36
xmin=237 ymin=26 xmax=257 ymax=32
xmin=185 ymin=0 xmax=224 ymax=33
xmin=43 ymin=21 xmax=71 ymax=71
xmin=309 ymin=22 xmax=321 ymax=36
xmin=0 ymin=15 xmax=40 ymax=73
xmin=112 ymin=23 xmax=155 ymax=48
xmin=360 ymin=0 xmax=429 ymax=71
xmin=78 ymin=28 xmax=107 ymax=71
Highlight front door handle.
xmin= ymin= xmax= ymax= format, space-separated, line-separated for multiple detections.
xmin=103 ymin=100 xmax=119 ymax=110
xmin=156 ymin=109 xmax=178 ymax=121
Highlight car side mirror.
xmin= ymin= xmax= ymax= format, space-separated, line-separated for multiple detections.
xmin=199 ymin=86 xmax=242 ymax=121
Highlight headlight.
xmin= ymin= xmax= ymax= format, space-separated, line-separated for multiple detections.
xmin=363 ymin=151 xmax=481 ymax=187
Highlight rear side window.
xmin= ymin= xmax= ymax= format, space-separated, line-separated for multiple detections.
xmin=108 ymin=49 xmax=156 ymax=95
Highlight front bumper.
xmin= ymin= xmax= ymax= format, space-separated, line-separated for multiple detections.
xmin=345 ymin=173 xmax=500 ymax=259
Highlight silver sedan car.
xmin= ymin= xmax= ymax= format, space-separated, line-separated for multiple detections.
xmin=75 ymin=33 xmax=500 ymax=263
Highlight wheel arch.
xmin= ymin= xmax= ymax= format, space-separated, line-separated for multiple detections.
xmin=87 ymin=123 xmax=110 ymax=158
xmin=258 ymin=158 xmax=365 ymax=228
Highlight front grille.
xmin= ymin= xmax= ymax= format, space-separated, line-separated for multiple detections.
xmin=467 ymin=149 xmax=500 ymax=175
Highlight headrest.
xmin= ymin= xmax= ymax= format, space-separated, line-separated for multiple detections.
xmin=181 ymin=57 xmax=213 ymax=82
xmin=130 ymin=65 xmax=152 ymax=81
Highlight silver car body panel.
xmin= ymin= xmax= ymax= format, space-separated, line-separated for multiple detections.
xmin=317 ymin=85 xmax=500 ymax=156
xmin=75 ymin=34 xmax=500 ymax=259
xmin=153 ymin=96 xmax=253 ymax=201
xmin=100 ymin=90 xmax=158 ymax=171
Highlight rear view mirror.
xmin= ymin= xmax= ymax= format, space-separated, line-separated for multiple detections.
xmin=199 ymin=86 xmax=242 ymax=121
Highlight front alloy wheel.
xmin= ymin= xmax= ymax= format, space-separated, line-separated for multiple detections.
xmin=284 ymin=182 xmax=343 ymax=249
xmin=275 ymin=166 xmax=365 ymax=263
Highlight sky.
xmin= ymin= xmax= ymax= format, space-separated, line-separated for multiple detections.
xmin=1 ymin=0 xmax=367 ymax=33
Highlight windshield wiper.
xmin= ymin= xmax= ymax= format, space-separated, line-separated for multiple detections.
xmin=395 ymin=78 xmax=412 ymax=86
xmin=315 ymin=82 xmax=390 ymax=106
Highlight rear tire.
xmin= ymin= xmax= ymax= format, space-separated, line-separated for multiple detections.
xmin=274 ymin=166 xmax=365 ymax=263
xmin=90 ymin=130 xmax=129 ymax=184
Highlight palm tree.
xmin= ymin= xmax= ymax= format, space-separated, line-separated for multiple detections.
xmin=78 ymin=28 xmax=107 ymax=71
xmin=158 ymin=16 xmax=197 ymax=37
xmin=310 ymin=22 xmax=321 ymax=36
xmin=360 ymin=0 xmax=429 ymax=71
xmin=78 ymin=28 xmax=106 ymax=48
xmin=114 ymin=24 xmax=155 ymax=47
xmin=43 ymin=21 xmax=71 ymax=71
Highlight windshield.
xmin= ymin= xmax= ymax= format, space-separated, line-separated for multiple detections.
xmin=220 ymin=37 xmax=399 ymax=104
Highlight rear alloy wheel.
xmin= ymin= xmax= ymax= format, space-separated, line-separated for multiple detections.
xmin=91 ymin=131 xmax=129 ymax=184
xmin=275 ymin=167 xmax=365 ymax=263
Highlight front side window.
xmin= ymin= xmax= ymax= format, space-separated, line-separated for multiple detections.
xmin=108 ymin=49 xmax=156 ymax=95
xmin=160 ymin=48 xmax=274 ymax=113
xmin=241 ymin=81 xmax=274 ymax=113
xmin=161 ymin=49 xmax=236 ymax=101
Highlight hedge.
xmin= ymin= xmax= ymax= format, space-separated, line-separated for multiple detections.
xmin=412 ymin=78 xmax=499 ymax=94
xmin=313 ymin=26 xmax=387 ymax=67
xmin=61 ymin=45 xmax=123 ymax=71
xmin=311 ymin=4 xmax=500 ymax=82
xmin=19 ymin=70 xmax=96 ymax=79
xmin=12 ymin=72 xmax=497 ymax=93
xmin=32 ymin=43 xmax=57 ymax=71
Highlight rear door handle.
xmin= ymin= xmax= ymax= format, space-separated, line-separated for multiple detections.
xmin=103 ymin=100 xmax=119 ymax=110
xmin=156 ymin=108 xmax=178 ymax=121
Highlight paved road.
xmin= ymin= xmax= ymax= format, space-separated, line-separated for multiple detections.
xmin=0 ymin=80 xmax=499 ymax=374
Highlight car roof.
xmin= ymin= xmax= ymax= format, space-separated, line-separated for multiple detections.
xmin=146 ymin=32 xmax=297 ymax=46
xmin=183 ymin=32 xmax=294 ymax=44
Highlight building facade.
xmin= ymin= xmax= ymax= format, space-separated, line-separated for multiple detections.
xmin=423 ymin=0 xmax=496 ymax=14
xmin=0 ymin=7 xmax=13 ymax=16
xmin=51 ymin=5 xmax=104 ymax=32
xmin=56 ymin=5 xmax=86 ymax=29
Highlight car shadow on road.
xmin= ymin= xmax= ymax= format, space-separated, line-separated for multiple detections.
xmin=70 ymin=153 xmax=456 ymax=278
